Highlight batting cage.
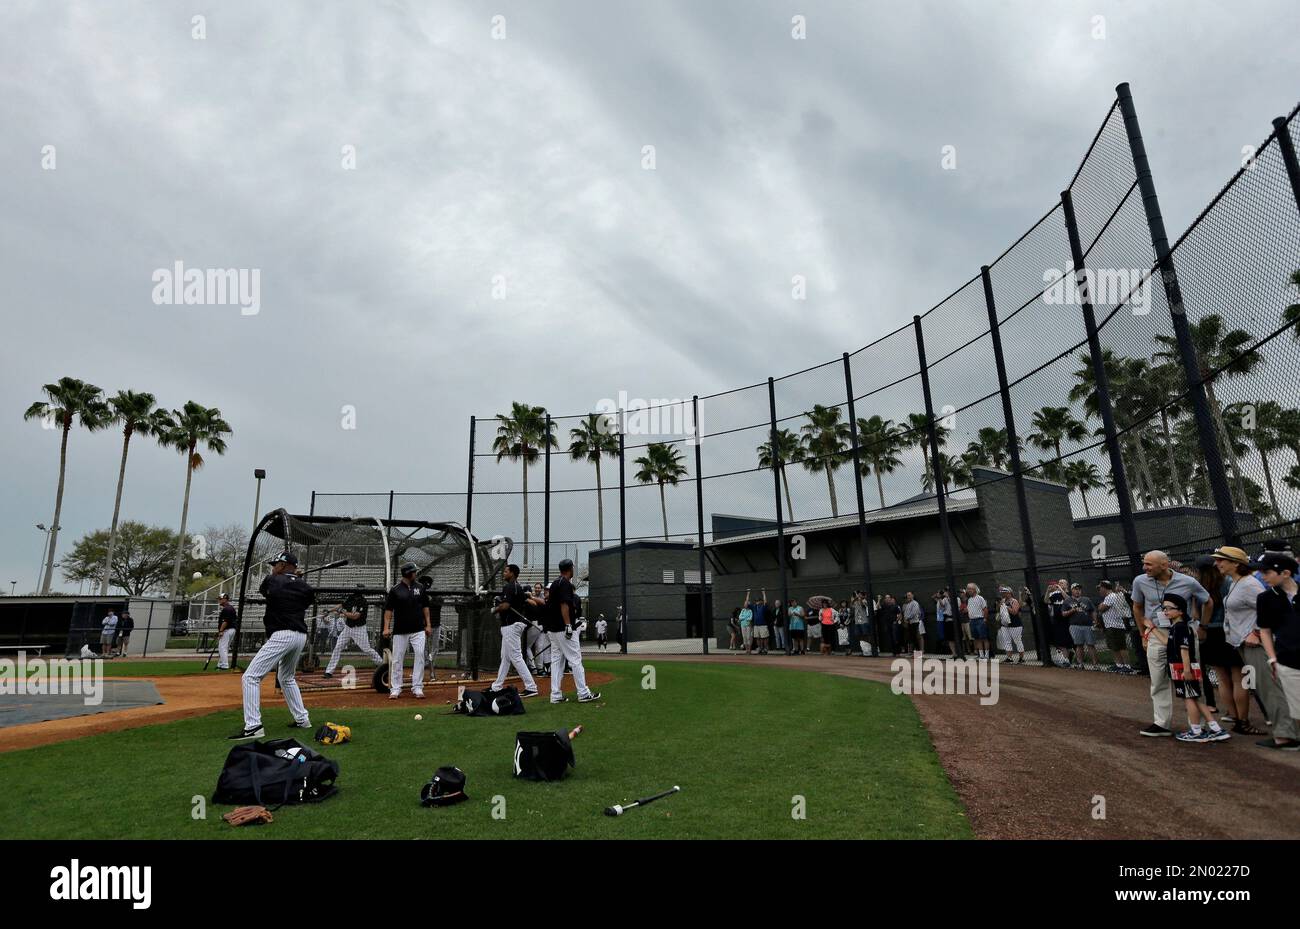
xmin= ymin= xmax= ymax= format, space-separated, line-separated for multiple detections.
xmin=234 ymin=509 xmax=511 ymax=685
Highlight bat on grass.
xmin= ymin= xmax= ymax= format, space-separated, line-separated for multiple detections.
xmin=604 ymin=785 xmax=679 ymax=817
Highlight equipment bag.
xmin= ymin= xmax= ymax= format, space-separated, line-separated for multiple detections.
xmin=513 ymin=730 xmax=576 ymax=781
xmin=455 ymin=686 xmax=525 ymax=717
xmin=213 ymin=739 xmax=339 ymax=808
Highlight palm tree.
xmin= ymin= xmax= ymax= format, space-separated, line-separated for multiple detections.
xmin=1277 ymin=406 xmax=1300 ymax=474
xmin=492 ymin=402 xmax=556 ymax=563
xmin=100 ymin=391 xmax=174 ymax=594
xmin=633 ymin=442 xmax=688 ymax=540
xmin=24 ymin=378 xmax=109 ymax=593
xmin=964 ymin=426 xmax=1017 ymax=470
xmin=1153 ymin=314 xmax=1260 ymax=509
xmin=568 ymin=413 xmax=620 ymax=547
xmin=756 ymin=428 xmax=803 ymax=522
xmin=855 ymin=415 xmax=903 ymax=509
xmin=162 ymin=402 xmax=233 ymax=598
xmin=1237 ymin=400 xmax=1286 ymax=519
xmin=1282 ymin=269 xmax=1299 ymax=338
xmin=798 ymin=405 xmax=851 ymax=517
xmin=1064 ymin=460 xmax=1105 ymax=517
xmin=1026 ymin=406 xmax=1087 ymax=482
xmin=904 ymin=412 xmax=951 ymax=492
xmin=921 ymin=452 xmax=971 ymax=493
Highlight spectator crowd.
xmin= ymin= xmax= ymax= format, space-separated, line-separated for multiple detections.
xmin=724 ymin=538 xmax=1300 ymax=751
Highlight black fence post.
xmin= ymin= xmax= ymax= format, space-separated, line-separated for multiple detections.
xmin=544 ymin=414 xmax=552 ymax=587
xmin=767 ymin=377 xmax=790 ymax=655
xmin=618 ymin=410 xmax=629 ymax=654
xmin=387 ymin=491 xmax=394 ymax=522
xmin=465 ymin=416 xmax=476 ymax=531
xmin=1061 ymin=189 xmax=1148 ymax=672
xmin=842 ymin=353 xmax=877 ymax=656
xmin=912 ymin=315 xmax=964 ymax=659
xmin=981 ymin=266 xmax=1052 ymax=667
xmin=1274 ymin=116 xmax=1300 ymax=213
xmin=693 ymin=396 xmax=709 ymax=654
xmin=309 ymin=491 xmax=316 ymax=518
xmin=1117 ymin=82 xmax=1239 ymax=545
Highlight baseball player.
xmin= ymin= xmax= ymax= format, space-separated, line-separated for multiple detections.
xmin=595 ymin=614 xmax=609 ymax=651
xmin=522 ymin=588 xmax=550 ymax=676
xmin=382 ymin=563 xmax=431 ymax=699
xmin=545 ymin=559 xmax=600 ymax=704
xmin=419 ymin=575 xmax=443 ymax=682
xmin=493 ymin=564 xmax=541 ymax=696
xmin=324 ymin=587 xmax=382 ymax=678
xmin=229 ymin=552 xmax=314 ymax=740
xmin=216 ymin=593 xmax=239 ymax=670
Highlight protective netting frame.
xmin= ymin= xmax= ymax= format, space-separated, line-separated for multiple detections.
xmin=236 ymin=509 xmax=511 ymax=675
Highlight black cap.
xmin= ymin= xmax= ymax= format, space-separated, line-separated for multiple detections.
xmin=400 ymin=562 xmax=418 ymax=577
xmin=1161 ymin=592 xmax=1188 ymax=615
xmin=558 ymin=558 xmax=574 ymax=573
xmin=1254 ymin=552 xmax=1299 ymax=575
xmin=271 ymin=551 xmax=298 ymax=566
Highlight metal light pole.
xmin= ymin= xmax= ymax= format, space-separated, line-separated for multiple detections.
xmin=252 ymin=469 xmax=266 ymax=532
xmin=35 ymin=524 xmax=57 ymax=594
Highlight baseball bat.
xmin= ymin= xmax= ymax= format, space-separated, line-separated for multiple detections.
xmin=604 ymin=785 xmax=679 ymax=817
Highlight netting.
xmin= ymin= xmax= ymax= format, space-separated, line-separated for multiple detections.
xmin=236 ymin=509 xmax=511 ymax=674
xmin=308 ymin=90 xmax=1300 ymax=663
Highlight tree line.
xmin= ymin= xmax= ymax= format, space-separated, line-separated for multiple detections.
xmin=24 ymin=377 xmax=232 ymax=597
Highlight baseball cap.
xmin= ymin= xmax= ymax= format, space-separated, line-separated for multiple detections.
xmin=271 ymin=552 xmax=298 ymax=566
xmin=1161 ymin=593 xmax=1188 ymax=614
xmin=1254 ymin=552 xmax=1298 ymax=575
xmin=400 ymin=562 xmax=418 ymax=576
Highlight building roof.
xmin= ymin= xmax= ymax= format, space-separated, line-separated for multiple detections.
xmin=705 ymin=494 xmax=980 ymax=548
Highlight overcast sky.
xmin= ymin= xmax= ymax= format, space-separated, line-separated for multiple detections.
xmin=2 ymin=0 xmax=1297 ymax=593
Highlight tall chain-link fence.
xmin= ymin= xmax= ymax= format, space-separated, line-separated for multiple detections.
xmin=312 ymin=85 xmax=1300 ymax=669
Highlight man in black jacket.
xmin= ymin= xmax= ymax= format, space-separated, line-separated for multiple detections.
xmin=230 ymin=552 xmax=315 ymax=740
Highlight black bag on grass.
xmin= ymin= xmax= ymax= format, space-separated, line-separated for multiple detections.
xmin=455 ymin=686 xmax=525 ymax=717
xmin=513 ymin=729 xmax=576 ymax=781
xmin=213 ymin=739 xmax=340 ymax=808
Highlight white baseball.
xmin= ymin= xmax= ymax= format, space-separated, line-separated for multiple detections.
xmin=414 ymin=714 xmax=423 ymax=721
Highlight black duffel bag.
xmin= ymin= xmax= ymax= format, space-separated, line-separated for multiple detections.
xmin=213 ymin=739 xmax=339 ymax=808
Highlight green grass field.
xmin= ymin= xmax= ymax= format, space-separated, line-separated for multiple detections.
xmin=0 ymin=660 xmax=970 ymax=839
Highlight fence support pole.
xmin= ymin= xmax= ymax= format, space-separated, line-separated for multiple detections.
xmin=387 ymin=491 xmax=394 ymax=522
xmin=1274 ymin=116 xmax=1300 ymax=214
xmin=912 ymin=316 xmax=964 ymax=659
xmin=465 ymin=416 xmax=476 ymax=531
xmin=767 ymin=378 xmax=790 ymax=655
xmin=842 ymin=353 xmax=877 ymax=656
xmin=1061 ymin=189 xmax=1148 ymax=672
xmin=618 ymin=410 xmax=629 ymax=654
xmin=309 ymin=491 xmax=316 ymax=518
xmin=1117 ymin=82 xmax=1239 ymax=544
xmin=544 ymin=414 xmax=552 ymax=587
xmin=692 ymin=396 xmax=710 ymax=654
xmin=981 ymin=266 xmax=1052 ymax=666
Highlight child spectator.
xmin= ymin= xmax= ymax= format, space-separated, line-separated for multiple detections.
xmin=1152 ymin=593 xmax=1229 ymax=743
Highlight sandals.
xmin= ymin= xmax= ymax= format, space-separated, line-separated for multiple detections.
xmin=1232 ymin=721 xmax=1266 ymax=736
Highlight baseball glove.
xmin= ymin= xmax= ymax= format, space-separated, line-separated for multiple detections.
xmin=223 ymin=805 xmax=274 ymax=827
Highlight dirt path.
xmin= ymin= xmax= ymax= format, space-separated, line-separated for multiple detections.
xmin=629 ymin=652 xmax=1300 ymax=839
xmin=0 ymin=671 xmax=612 ymax=753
